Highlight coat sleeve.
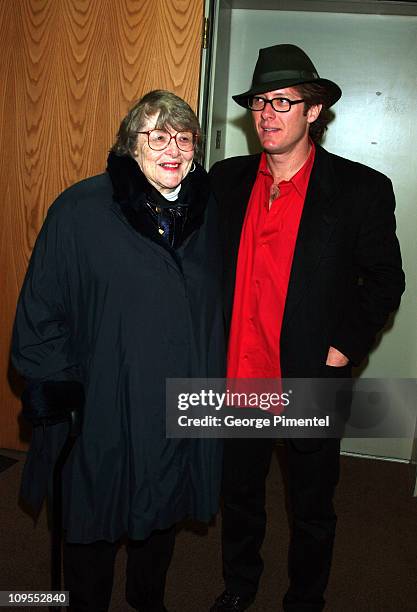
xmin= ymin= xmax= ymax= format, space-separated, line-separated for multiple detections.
xmin=12 ymin=199 xmax=84 ymax=423
xmin=11 ymin=198 xmax=84 ymax=512
xmin=331 ymin=174 xmax=405 ymax=365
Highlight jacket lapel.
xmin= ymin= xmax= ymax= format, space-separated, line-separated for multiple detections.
xmin=219 ymin=156 xmax=260 ymax=323
xmin=221 ymin=155 xmax=260 ymax=263
xmin=283 ymin=145 xmax=340 ymax=325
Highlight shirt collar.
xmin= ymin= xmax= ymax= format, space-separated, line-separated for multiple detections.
xmin=258 ymin=141 xmax=316 ymax=199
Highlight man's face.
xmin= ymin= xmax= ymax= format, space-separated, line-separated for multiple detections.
xmin=251 ymin=87 xmax=321 ymax=155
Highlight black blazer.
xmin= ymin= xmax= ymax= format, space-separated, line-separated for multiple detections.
xmin=210 ymin=144 xmax=405 ymax=377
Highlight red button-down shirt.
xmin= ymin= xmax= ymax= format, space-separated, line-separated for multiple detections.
xmin=227 ymin=144 xmax=315 ymax=380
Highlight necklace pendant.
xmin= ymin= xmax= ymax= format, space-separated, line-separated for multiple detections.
xmin=269 ymin=184 xmax=280 ymax=204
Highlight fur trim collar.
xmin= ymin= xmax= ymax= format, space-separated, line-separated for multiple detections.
xmin=107 ymin=152 xmax=209 ymax=216
xmin=106 ymin=152 xmax=210 ymax=248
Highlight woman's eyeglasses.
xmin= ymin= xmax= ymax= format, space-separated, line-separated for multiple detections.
xmin=137 ymin=129 xmax=196 ymax=152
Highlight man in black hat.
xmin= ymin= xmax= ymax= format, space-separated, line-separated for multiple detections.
xmin=209 ymin=44 xmax=405 ymax=611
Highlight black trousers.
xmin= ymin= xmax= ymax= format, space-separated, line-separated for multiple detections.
xmin=63 ymin=526 xmax=175 ymax=612
xmin=221 ymin=438 xmax=341 ymax=612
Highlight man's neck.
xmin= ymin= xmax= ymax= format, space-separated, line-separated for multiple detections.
xmin=266 ymin=138 xmax=312 ymax=184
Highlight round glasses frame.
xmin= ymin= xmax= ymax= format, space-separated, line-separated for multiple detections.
xmin=137 ymin=129 xmax=196 ymax=152
xmin=248 ymin=97 xmax=305 ymax=113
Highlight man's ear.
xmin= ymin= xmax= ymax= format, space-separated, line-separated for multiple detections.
xmin=307 ymin=104 xmax=322 ymax=124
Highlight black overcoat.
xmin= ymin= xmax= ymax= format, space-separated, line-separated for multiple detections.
xmin=210 ymin=144 xmax=405 ymax=378
xmin=12 ymin=156 xmax=225 ymax=543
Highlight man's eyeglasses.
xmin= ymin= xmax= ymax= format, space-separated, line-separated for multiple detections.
xmin=248 ymin=97 xmax=305 ymax=113
xmin=137 ymin=129 xmax=196 ymax=152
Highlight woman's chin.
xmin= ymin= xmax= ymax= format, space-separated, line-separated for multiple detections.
xmin=156 ymin=173 xmax=183 ymax=192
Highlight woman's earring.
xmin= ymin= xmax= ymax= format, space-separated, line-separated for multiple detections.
xmin=189 ymin=162 xmax=196 ymax=173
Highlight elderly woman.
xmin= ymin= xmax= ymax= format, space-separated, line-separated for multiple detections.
xmin=12 ymin=90 xmax=224 ymax=612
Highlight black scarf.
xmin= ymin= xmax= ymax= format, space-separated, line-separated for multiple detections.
xmin=106 ymin=152 xmax=209 ymax=249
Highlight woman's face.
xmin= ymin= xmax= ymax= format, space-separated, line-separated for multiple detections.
xmin=133 ymin=114 xmax=195 ymax=194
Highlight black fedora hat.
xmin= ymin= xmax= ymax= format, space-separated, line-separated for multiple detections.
xmin=233 ymin=44 xmax=342 ymax=109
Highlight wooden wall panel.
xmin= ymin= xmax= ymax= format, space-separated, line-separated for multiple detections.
xmin=0 ymin=0 xmax=204 ymax=450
